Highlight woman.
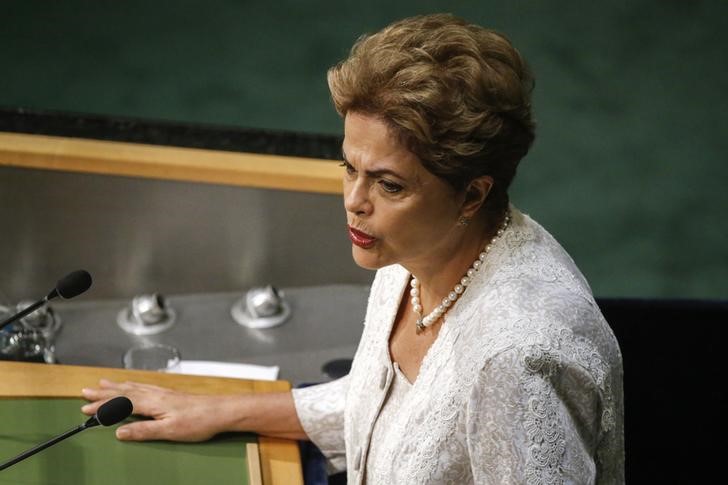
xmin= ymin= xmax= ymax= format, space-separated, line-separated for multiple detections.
xmin=82 ymin=14 xmax=624 ymax=484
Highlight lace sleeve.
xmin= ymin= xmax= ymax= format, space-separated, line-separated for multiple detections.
xmin=291 ymin=375 xmax=349 ymax=474
xmin=466 ymin=347 xmax=601 ymax=484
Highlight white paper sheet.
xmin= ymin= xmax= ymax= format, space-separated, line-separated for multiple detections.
xmin=168 ymin=360 xmax=279 ymax=381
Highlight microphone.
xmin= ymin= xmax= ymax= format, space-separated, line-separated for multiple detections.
xmin=0 ymin=270 xmax=92 ymax=331
xmin=86 ymin=395 xmax=134 ymax=427
xmin=0 ymin=396 xmax=132 ymax=471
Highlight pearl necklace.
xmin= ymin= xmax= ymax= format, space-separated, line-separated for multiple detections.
xmin=410 ymin=212 xmax=511 ymax=334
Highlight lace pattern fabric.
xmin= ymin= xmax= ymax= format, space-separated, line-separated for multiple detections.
xmin=293 ymin=207 xmax=625 ymax=484
xmin=364 ymin=363 xmax=413 ymax=484
xmin=292 ymin=376 xmax=349 ymax=474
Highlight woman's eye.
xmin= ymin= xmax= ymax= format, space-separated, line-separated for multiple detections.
xmin=339 ymin=161 xmax=356 ymax=175
xmin=379 ymin=180 xmax=403 ymax=193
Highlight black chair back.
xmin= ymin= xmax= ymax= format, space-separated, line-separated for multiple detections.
xmin=598 ymin=298 xmax=728 ymax=484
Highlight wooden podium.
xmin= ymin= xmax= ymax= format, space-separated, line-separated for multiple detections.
xmin=0 ymin=361 xmax=303 ymax=485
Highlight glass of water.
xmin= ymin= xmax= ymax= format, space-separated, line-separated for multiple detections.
xmin=122 ymin=343 xmax=181 ymax=372
xmin=0 ymin=305 xmax=55 ymax=363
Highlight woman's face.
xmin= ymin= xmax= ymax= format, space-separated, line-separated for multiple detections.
xmin=342 ymin=112 xmax=464 ymax=271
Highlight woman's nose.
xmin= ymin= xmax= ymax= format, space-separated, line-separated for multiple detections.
xmin=344 ymin=180 xmax=372 ymax=216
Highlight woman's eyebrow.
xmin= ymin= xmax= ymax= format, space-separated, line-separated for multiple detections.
xmin=365 ymin=167 xmax=406 ymax=180
xmin=341 ymin=149 xmax=407 ymax=181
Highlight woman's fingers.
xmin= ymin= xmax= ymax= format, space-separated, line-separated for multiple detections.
xmin=98 ymin=378 xmax=120 ymax=388
xmin=99 ymin=379 xmax=166 ymax=392
xmin=115 ymin=420 xmax=168 ymax=441
xmin=79 ymin=379 xmax=223 ymax=442
xmin=81 ymin=380 xmax=154 ymax=416
xmin=81 ymin=387 xmax=119 ymax=401
xmin=80 ymin=384 xmax=125 ymax=415
xmin=80 ymin=399 xmax=104 ymax=416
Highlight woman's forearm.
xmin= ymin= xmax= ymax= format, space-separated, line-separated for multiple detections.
xmin=219 ymin=391 xmax=308 ymax=441
xmin=81 ymin=380 xmax=309 ymax=442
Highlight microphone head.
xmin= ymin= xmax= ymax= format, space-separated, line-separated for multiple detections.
xmin=95 ymin=396 xmax=133 ymax=426
xmin=55 ymin=270 xmax=92 ymax=299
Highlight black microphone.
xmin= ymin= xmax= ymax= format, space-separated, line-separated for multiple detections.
xmin=0 ymin=396 xmax=132 ymax=471
xmin=0 ymin=270 xmax=92 ymax=331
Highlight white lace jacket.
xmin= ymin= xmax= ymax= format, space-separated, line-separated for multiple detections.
xmin=293 ymin=208 xmax=625 ymax=484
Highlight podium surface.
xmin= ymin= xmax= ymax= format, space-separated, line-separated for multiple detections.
xmin=0 ymin=362 xmax=303 ymax=485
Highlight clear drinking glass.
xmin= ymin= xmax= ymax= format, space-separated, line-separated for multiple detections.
xmin=1 ymin=305 xmax=55 ymax=363
xmin=122 ymin=344 xmax=181 ymax=372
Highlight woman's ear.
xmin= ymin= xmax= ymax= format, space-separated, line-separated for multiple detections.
xmin=460 ymin=176 xmax=494 ymax=218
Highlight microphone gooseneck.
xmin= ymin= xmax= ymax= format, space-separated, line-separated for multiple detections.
xmin=0 ymin=270 xmax=92 ymax=331
xmin=0 ymin=395 xmax=133 ymax=472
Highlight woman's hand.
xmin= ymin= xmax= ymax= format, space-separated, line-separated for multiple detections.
xmin=81 ymin=379 xmax=228 ymax=442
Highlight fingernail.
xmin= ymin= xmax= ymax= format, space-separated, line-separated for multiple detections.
xmin=81 ymin=404 xmax=90 ymax=412
xmin=116 ymin=428 xmax=129 ymax=440
xmin=81 ymin=388 xmax=90 ymax=395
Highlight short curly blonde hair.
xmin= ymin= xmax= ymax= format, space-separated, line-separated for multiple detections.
xmin=328 ymin=13 xmax=535 ymax=216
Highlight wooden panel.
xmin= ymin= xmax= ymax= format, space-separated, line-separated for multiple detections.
xmin=0 ymin=398 xmax=259 ymax=484
xmin=0 ymin=132 xmax=342 ymax=195
xmin=0 ymin=361 xmax=303 ymax=485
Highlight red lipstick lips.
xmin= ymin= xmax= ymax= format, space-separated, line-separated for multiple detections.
xmin=348 ymin=226 xmax=377 ymax=249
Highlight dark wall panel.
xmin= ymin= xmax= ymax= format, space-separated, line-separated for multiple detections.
xmin=1 ymin=0 xmax=726 ymax=298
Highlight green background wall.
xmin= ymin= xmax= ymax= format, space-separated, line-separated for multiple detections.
xmin=2 ymin=0 xmax=726 ymax=298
